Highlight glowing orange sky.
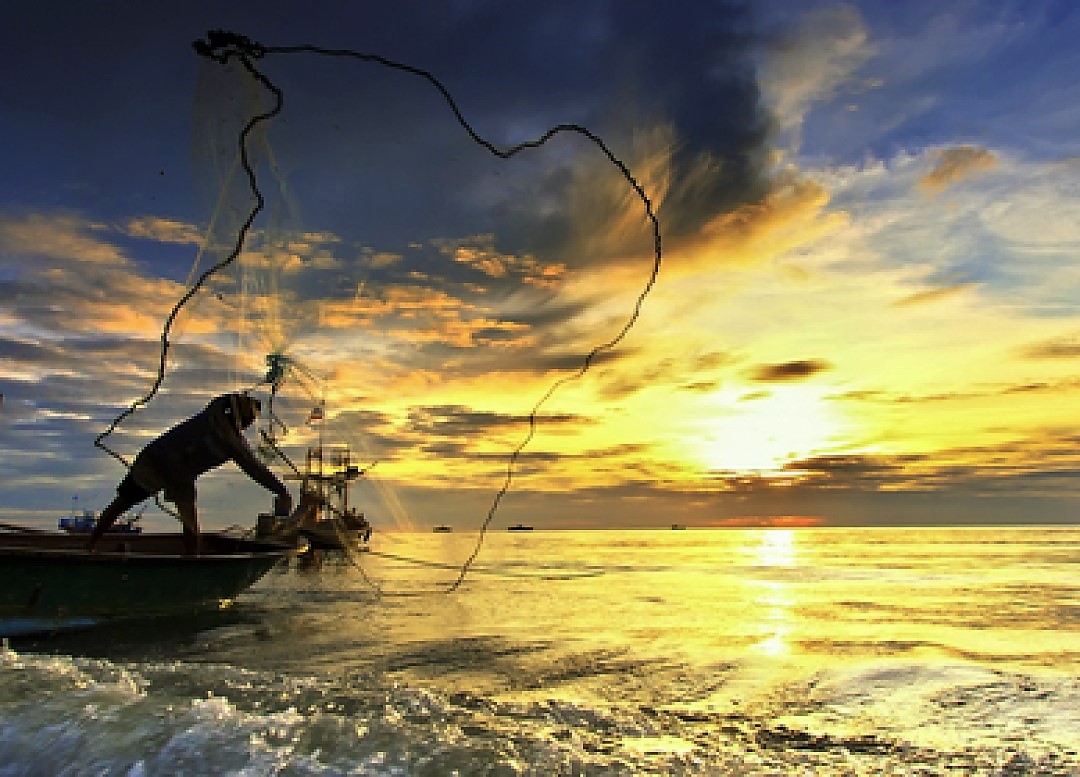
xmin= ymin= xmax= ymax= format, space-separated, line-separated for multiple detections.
xmin=2 ymin=3 xmax=1080 ymax=530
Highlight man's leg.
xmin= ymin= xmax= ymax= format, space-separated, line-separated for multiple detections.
xmin=168 ymin=481 xmax=200 ymax=555
xmin=88 ymin=475 xmax=152 ymax=550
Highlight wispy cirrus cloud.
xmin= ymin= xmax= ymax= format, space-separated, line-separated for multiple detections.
xmin=891 ymin=281 xmax=976 ymax=308
xmin=757 ymin=4 xmax=876 ymax=150
xmin=0 ymin=212 xmax=128 ymax=265
xmin=120 ymin=216 xmax=204 ymax=245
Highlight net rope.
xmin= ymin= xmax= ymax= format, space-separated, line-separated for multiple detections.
xmin=96 ymin=30 xmax=663 ymax=593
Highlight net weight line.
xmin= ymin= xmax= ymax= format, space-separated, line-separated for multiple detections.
xmin=100 ymin=30 xmax=663 ymax=593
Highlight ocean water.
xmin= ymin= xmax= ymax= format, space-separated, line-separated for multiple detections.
xmin=1 ymin=526 xmax=1078 ymax=775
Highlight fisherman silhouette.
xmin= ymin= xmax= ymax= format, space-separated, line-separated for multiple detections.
xmin=89 ymin=393 xmax=291 ymax=554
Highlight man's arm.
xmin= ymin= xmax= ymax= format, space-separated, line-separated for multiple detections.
xmin=228 ymin=433 xmax=289 ymax=496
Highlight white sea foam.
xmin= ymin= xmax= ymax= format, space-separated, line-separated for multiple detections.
xmin=1 ymin=528 xmax=1077 ymax=774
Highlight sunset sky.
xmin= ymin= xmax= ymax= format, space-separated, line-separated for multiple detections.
xmin=2 ymin=1 xmax=1079 ymax=531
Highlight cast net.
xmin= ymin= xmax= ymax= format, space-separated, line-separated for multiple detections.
xmin=97 ymin=31 xmax=663 ymax=590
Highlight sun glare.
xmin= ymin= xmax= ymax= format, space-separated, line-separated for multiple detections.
xmin=693 ymin=385 xmax=844 ymax=475
xmin=753 ymin=529 xmax=797 ymax=567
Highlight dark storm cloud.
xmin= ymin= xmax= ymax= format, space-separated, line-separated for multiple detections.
xmin=1 ymin=0 xmax=773 ymax=291
xmin=194 ymin=0 xmax=772 ymax=279
xmin=463 ymin=0 xmax=770 ymax=263
xmin=602 ymin=0 xmax=771 ymax=223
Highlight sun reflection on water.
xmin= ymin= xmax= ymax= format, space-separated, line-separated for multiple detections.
xmin=749 ymin=530 xmax=798 ymax=657
xmin=753 ymin=529 xmax=796 ymax=568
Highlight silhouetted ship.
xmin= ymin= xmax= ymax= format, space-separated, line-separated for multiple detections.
xmin=58 ymin=509 xmax=142 ymax=535
xmin=256 ymin=443 xmax=372 ymax=552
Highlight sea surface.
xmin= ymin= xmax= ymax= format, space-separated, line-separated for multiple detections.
xmin=1 ymin=526 xmax=1078 ymax=775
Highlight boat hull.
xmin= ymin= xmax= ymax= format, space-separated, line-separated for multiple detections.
xmin=298 ymin=523 xmax=370 ymax=551
xmin=0 ymin=532 xmax=291 ymax=636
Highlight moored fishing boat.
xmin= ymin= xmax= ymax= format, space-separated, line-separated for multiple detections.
xmin=0 ymin=528 xmax=292 ymax=637
xmin=256 ymin=443 xmax=373 ymax=552
xmin=58 ymin=509 xmax=142 ymax=535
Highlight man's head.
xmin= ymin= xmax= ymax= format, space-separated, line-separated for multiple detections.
xmin=225 ymin=393 xmax=261 ymax=431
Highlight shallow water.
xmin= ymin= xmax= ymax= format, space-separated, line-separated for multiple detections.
xmin=2 ymin=527 xmax=1078 ymax=775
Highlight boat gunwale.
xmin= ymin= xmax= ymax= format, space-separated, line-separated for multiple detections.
xmin=0 ymin=546 xmax=288 ymax=562
xmin=0 ymin=530 xmax=292 ymax=558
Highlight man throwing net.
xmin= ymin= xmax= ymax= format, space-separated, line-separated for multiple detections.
xmin=89 ymin=392 xmax=292 ymax=554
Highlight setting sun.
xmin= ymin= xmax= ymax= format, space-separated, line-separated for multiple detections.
xmin=691 ymin=385 xmax=849 ymax=476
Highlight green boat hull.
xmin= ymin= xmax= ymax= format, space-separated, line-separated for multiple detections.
xmin=0 ymin=532 xmax=291 ymax=636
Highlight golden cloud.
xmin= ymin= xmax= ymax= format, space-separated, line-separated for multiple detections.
xmin=122 ymin=216 xmax=203 ymax=245
xmin=892 ymin=282 xmax=976 ymax=307
xmin=436 ymin=235 xmax=566 ymax=289
xmin=691 ymin=171 xmax=848 ymax=266
xmin=564 ymin=124 xmax=675 ymax=263
xmin=366 ymin=251 xmax=403 ymax=269
xmin=919 ymin=146 xmax=997 ymax=193
xmin=315 ymin=285 xmax=533 ymax=348
xmin=0 ymin=213 xmax=128 ymax=264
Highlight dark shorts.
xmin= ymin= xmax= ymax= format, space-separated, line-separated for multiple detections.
xmin=116 ymin=471 xmax=155 ymax=505
xmin=118 ymin=458 xmax=196 ymax=507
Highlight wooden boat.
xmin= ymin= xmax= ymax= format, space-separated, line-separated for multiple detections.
xmin=0 ymin=529 xmax=291 ymax=637
xmin=297 ymin=507 xmax=372 ymax=551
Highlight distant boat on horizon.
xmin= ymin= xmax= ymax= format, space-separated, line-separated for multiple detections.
xmin=58 ymin=509 xmax=141 ymax=535
xmin=432 ymin=525 xmax=453 ymax=533
xmin=671 ymin=523 xmax=687 ymax=530
xmin=507 ymin=523 xmax=534 ymax=532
